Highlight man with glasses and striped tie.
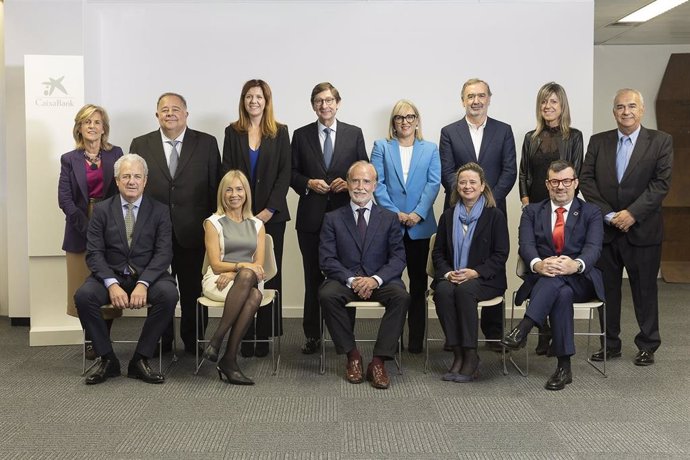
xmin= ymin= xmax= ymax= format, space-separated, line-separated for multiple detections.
xmin=502 ymin=160 xmax=605 ymax=391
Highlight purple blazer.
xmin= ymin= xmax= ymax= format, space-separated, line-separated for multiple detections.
xmin=58 ymin=146 xmax=123 ymax=252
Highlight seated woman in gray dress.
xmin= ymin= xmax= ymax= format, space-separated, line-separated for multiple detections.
xmin=201 ymin=170 xmax=266 ymax=385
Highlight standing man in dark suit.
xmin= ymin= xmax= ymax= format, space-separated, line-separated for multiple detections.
xmin=130 ymin=92 xmax=222 ymax=354
xmin=76 ymin=154 xmax=178 ymax=385
xmin=318 ymin=161 xmax=410 ymax=390
xmin=439 ymin=78 xmax=517 ymax=343
xmin=502 ymin=160 xmax=604 ymax=390
xmin=291 ymin=82 xmax=368 ymax=354
xmin=580 ymin=88 xmax=673 ymax=366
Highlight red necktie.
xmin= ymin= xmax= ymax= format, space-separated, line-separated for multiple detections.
xmin=553 ymin=207 xmax=566 ymax=255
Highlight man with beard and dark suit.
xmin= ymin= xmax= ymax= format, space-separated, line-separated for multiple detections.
xmin=130 ymin=92 xmax=221 ymax=354
xmin=318 ymin=161 xmax=410 ymax=390
xmin=291 ymin=82 xmax=368 ymax=355
xmin=76 ymin=154 xmax=178 ymax=385
xmin=502 ymin=160 xmax=604 ymax=390
xmin=580 ymin=88 xmax=673 ymax=367
xmin=439 ymin=78 xmax=517 ymax=345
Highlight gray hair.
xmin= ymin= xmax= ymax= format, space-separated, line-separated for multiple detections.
xmin=115 ymin=153 xmax=149 ymax=177
xmin=614 ymin=88 xmax=644 ymax=108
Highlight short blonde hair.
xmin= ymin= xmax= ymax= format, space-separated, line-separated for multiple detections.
xmin=387 ymin=99 xmax=423 ymax=141
xmin=73 ymin=104 xmax=112 ymax=151
xmin=216 ymin=170 xmax=253 ymax=219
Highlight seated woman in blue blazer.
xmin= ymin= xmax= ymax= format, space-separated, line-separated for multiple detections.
xmin=432 ymin=163 xmax=509 ymax=382
xmin=371 ymin=99 xmax=441 ymax=353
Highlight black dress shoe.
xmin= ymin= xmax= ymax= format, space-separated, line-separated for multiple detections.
xmin=485 ymin=341 xmax=504 ymax=353
xmin=501 ymin=327 xmax=528 ymax=350
xmin=544 ymin=367 xmax=572 ymax=391
xmin=240 ymin=341 xmax=255 ymax=358
xmin=127 ymin=358 xmax=165 ymax=384
xmin=300 ymin=338 xmax=320 ymax=355
xmin=590 ymin=348 xmax=621 ymax=362
xmin=85 ymin=358 xmax=121 ymax=385
xmin=255 ymin=341 xmax=269 ymax=358
xmin=217 ymin=362 xmax=254 ymax=385
xmin=202 ymin=344 xmax=219 ymax=362
xmin=634 ymin=350 xmax=655 ymax=366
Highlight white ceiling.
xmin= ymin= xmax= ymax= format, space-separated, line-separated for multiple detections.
xmin=595 ymin=0 xmax=690 ymax=45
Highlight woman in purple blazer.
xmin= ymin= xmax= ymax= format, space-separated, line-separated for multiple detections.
xmin=58 ymin=104 xmax=123 ymax=358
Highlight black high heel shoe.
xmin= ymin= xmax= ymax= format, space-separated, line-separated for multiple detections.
xmin=216 ymin=362 xmax=254 ymax=385
xmin=202 ymin=344 xmax=219 ymax=362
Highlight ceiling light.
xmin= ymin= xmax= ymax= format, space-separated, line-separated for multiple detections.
xmin=617 ymin=0 xmax=688 ymax=23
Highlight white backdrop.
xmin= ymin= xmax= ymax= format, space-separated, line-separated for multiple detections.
xmin=82 ymin=0 xmax=594 ymax=315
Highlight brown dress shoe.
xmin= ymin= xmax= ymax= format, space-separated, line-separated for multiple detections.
xmin=345 ymin=358 xmax=364 ymax=384
xmin=366 ymin=362 xmax=390 ymax=389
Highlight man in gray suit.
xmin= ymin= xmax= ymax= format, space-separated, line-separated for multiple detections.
xmin=580 ymin=88 xmax=673 ymax=366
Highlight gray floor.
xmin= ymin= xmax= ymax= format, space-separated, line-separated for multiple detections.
xmin=1 ymin=281 xmax=688 ymax=459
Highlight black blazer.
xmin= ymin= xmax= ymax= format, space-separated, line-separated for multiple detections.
xmin=432 ymin=206 xmax=509 ymax=292
xmin=86 ymin=195 xmax=174 ymax=287
xmin=580 ymin=126 xmax=673 ymax=245
xmin=222 ymin=124 xmax=291 ymax=223
xmin=129 ymin=128 xmax=221 ymax=249
xmin=291 ymin=120 xmax=367 ymax=233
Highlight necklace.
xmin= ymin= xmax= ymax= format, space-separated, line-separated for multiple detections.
xmin=83 ymin=151 xmax=101 ymax=170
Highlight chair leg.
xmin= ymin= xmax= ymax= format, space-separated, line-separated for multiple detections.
xmin=319 ymin=305 xmax=326 ymax=375
xmin=585 ymin=303 xmax=607 ymax=377
xmin=194 ymin=301 xmax=204 ymax=375
xmin=424 ymin=297 xmax=429 ymax=374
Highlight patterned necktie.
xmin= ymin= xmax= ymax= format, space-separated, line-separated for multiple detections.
xmin=323 ymin=127 xmax=333 ymax=169
xmin=356 ymin=208 xmax=367 ymax=241
xmin=616 ymin=136 xmax=632 ymax=182
xmin=167 ymin=140 xmax=180 ymax=177
xmin=553 ymin=207 xmax=566 ymax=255
xmin=125 ymin=203 xmax=135 ymax=246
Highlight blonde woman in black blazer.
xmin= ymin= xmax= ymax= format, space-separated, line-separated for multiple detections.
xmin=222 ymin=79 xmax=291 ymax=356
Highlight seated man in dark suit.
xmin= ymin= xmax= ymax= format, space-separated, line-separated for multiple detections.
xmin=318 ymin=161 xmax=410 ymax=389
xmin=75 ymin=154 xmax=178 ymax=385
xmin=501 ymin=160 xmax=604 ymax=391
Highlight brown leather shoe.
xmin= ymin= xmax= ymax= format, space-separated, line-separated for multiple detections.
xmin=366 ymin=362 xmax=390 ymax=389
xmin=345 ymin=358 xmax=364 ymax=384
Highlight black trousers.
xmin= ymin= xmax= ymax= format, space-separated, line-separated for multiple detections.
xmin=402 ymin=233 xmax=430 ymax=348
xmin=433 ymin=279 xmax=503 ymax=348
xmin=244 ymin=221 xmax=284 ymax=339
xmin=75 ymin=274 xmax=178 ymax=358
xmin=298 ymin=230 xmax=323 ymax=340
xmin=598 ymin=236 xmax=662 ymax=352
xmin=318 ymin=279 xmax=409 ymax=359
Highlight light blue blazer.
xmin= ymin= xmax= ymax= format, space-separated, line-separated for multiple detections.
xmin=371 ymin=138 xmax=441 ymax=240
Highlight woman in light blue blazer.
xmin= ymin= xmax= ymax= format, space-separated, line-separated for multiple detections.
xmin=371 ymin=99 xmax=441 ymax=353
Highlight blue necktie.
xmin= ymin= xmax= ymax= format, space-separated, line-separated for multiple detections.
xmin=323 ymin=127 xmax=333 ymax=169
xmin=616 ymin=136 xmax=632 ymax=182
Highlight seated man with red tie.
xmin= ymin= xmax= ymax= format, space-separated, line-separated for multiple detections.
xmin=501 ymin=160 xmax=604 ymax=390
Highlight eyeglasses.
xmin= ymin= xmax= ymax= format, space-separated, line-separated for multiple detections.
xmin=313 ymin=97 xmax=336 ymax=106
xmin=393 ymin=114 xmax=417 ymax=124
xmin=546 ymin=178 xmax=576 ymax=188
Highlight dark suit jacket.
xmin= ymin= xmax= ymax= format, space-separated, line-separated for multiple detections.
xmin=129 ymin=128 xmax=221 ymax=249
xmin=291 ymin=120 xmax=367 ymax=233
xmin=58 ymin=146 xmax=123 ymax=252
xmin=319 ymin=203 xmax=406 ymax=287
xmin=86 ymin=194 xmax=174 ymax=287
xmin=515 ymin=197 xmax=605 ymax=304
xmin=222 ymin=124 xmax=291 ymax=223
xmin=431 ymin=206 xmax=509 ymax=292
xmin=439 ymin=117 xmax=517 ymax=211
xmin=579 ymin=126 xmax=673 ymax=245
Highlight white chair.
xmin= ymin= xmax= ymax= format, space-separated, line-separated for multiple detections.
xmin=423 ymin=234 xmax=507 ymax=374
xmin=194 ymin=234 xmax=281 ymax=375
xmin=82 ymin=304 xmax=178 ymax=375
xmin=319 ymin=301 xmax=402 ymax=375
xmin=508 ymin=257 xmax=607 ymax=377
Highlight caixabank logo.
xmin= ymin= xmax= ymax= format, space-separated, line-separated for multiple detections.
xmin=35 ymin=75 xmax=76 ymax=107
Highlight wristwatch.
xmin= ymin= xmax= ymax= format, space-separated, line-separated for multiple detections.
xmin=576 ymin=260 xmax=584 ymax=274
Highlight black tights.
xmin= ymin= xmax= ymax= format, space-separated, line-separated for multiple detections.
xmin=208 ymin=269 xmax=262 ymax=369
xmin=450 ymin=346 xmax=479 ymax=375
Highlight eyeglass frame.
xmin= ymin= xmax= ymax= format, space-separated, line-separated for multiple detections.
xmin=393 ymin=114 xmax=417 ymax=124
xmin=313 ymin=97 xmax=337 ymax=106
xmin=545 ymin=177 xmax=577 ymax=188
